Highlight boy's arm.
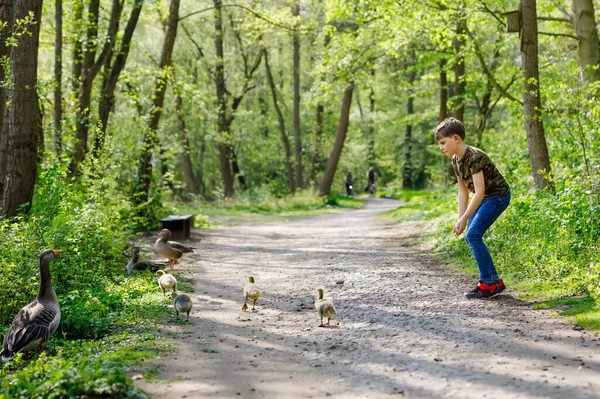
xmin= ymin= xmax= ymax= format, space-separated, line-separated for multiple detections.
xmin=457 ymin=177 xmax=469 ymax=220
xmin=454 ymin=171 xmax=485 ymax=236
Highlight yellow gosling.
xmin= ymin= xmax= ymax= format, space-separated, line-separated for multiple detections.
xmin=315 ymin=288 xmax=337 ymax=327
xmin=242 ymin=276 xmax=262 ymax=311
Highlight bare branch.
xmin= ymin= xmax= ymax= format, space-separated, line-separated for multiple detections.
xmin=539 ymin=31 xmax=578 ymax=40
xmin=465 ymin=28 xmax=523 ymax=105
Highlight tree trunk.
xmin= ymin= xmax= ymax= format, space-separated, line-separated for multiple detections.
xmin=475 ymin=80 xmax=493 ymax=147
xmin=175 ymin=93 xmax=199 ymax=195
xmin=53 ymin=0 xmax=62 ymax=155
xmin=230 ymin=146 xmax=246 ymax=189
xmin=292 ymin=0 xmax=303 ymax=189
xmin=367 ymin=84 xmax=376 ymax=165
xmin=71 ymin=0 xmax=83 ymax=93
xmin=571 ymin=0 xmax=600 ymax=83
xmin=1 ymin=0 xmax=43 ymax=217
xmin=70 ymin=0 xmax=122 ymax=174
xmin=0 ymin=0 xmax=13 ymax=195
xmin=452 ymin=19 xmax=466 ymax=122
xmin=135 ymin=0 xmax=180 ymax=204
xmin=213 ymin=0 xmax=234 ymax=197
xmin=94 ymin=0 xmax=144 ymax=158
xmin=264 ymin=49 xmax=295 ymax=193
xmin=439 ymin=58 xmax=448 ymax=122
xmin=309 ymin=103 xmax=324 ymax=186
xmin=403 ymin=69 xmax=416 ymax=189
xmin=520 ymin=0 xmax=552 ymax=190
xmin=318 ymin=83 xmax=354 ymax=196
xmin=356 ymin=85 xmax=376 ymax=166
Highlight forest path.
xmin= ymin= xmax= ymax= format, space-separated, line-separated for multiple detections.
xmin=135 ymin=198 xmax=600 ymax=399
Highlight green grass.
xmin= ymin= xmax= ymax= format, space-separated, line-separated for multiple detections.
xmin=168 ymin=189 xmax=363 ymax=227
xmin=533 ymin=297 xmax=600 ymax=330
xmin=387 ymin=188 xmax=600 ymax=330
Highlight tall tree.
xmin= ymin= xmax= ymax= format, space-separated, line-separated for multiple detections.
xmin=94 ymin=0 xmax=144 ymax=158
xmin=571 ymin=0 xmax=600 ymax=83
xmin=318 ymin=83 xmax=354 ymax=196
xmin=175 ymin=90 xmax=199 ymax=196
xmin=264 ymin=49 xmax=296 ymax=193
xmin=452 ymin=17 xmax=466 ymax=122
xmin=53 ymin=0 xmax=62 ymax=155
xmin=212 ymin=0 xmax=263 ymax=197
xmin=135 ymin=0 xmax=180 ymax=205
xmin=438 ymin=59 xmax=448 ymax=122
xmin=520 ymin=0 xmax=551 ymax=190
xmin=70 ymin=0 xmax=122 ymax=173
xmin=309 ymin=103 xmax=324 ymax=185
xmin=71 ymin=0 xmax=83 ymax=93
xmin=1 ymin=0 xmax=43 ymax=216
xmin=0 ymin=0 xmax=13 ymax=194
xmin=403 ymin=65 xmax=417 ymax=189
xmin=292 ymin=0 xmax=303 ymax=189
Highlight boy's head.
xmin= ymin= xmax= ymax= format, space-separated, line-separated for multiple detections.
xmin=435 ymin=118 xmax=466 ymax=157
xmin=434 ymin=117 xmax=465 ymax=142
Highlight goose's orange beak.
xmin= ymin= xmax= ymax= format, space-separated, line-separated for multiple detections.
xmin=53 ymin=250 xmax=63 ymax=256
xmin=158 ymin=231 xmax=163 ymax=236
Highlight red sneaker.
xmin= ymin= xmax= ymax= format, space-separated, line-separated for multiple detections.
xmin=464 ymin=280 xmax=501 ymax=299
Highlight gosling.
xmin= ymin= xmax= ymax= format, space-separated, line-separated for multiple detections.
xmin=171 ymin=291 xmax=193 ymax=321
xmin=315 ymin=288 xmax=337 ymax=327
xmin=242 ymin=276 xmax=262 ymax=311
xmin=156 ymin=270 xmax=177 ymax=296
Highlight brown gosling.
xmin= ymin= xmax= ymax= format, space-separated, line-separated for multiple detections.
xmin=242 ymin=276 xmax=261 ymax=311
xmin=156 ymin=270 xmax=177 ymax=296
xmin=315 ymin=288 xmax=337 ymax=327
xmin=171 ymin=291 xmax=193 ymax=321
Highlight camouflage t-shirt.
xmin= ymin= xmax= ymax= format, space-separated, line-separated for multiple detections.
xmin=452 ymin=146 xmax=510 ymax=199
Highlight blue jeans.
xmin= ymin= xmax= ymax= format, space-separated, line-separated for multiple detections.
xmin=465 ymin=192 xmax=511 ymax=284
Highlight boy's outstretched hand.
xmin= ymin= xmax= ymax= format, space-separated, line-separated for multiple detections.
xmin=453 ymin=218 xmax=466 ymax=236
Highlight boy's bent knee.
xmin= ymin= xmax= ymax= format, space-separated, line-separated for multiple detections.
xmin=465 ymin=229 xmax=482 ymax=244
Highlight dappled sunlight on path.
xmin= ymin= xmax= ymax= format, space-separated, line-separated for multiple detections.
xmin=136 ymin=198 xmax=600 ymax=399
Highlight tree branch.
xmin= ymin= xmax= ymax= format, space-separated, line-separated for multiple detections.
xmin=88 ymin=0 xmax=122 ymax=80
xmin=465 ymin=28 xmax=523 ymax=105
xmin=180 ymin=3 xmax=297 ymax=31
xmin=539 ymin=31 xmax=578 ymax=40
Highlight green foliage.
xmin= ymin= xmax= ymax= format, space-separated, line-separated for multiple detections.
xmin=0 ymin=332 xmax=158 ymax=398
xmin=0 ymin=156 xmax=172 ymax=395
xmin=390 ymin=172 xmax=600 ymax=327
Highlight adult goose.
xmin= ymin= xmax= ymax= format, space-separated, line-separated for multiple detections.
xmin=1 ymin=249 xmax=63 ymax=362
xmin=125 ymin=246 xmax=167 ymax=275
xmin=155 ymin=229 xmax=194 ymax=268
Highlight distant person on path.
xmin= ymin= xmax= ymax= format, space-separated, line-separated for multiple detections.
xmin=435 ymin=118 xmax=511 ymax=299
xmin=365 ymin=166 xmax=376 ymax=194
xmin=345 ymin=169 xmax=354 ymax=196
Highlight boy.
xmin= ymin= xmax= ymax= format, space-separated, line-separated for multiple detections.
xmin=435 ymin=118 xmax=511 ymax=299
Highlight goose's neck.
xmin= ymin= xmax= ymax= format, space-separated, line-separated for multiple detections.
xmin=37 ymin=258 xmax=56 ymax=301
xmin=132 ymin=251 xmax=139 ymax=262
xmin=318 ymin=290 xmax=324 ymax=300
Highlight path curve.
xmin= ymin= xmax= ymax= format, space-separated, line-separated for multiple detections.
xmin=136 ymin=198 xmax=600 ymax=399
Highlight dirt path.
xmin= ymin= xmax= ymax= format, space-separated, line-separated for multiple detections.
xmin=136 ymin=198 xmax=600 ymax=399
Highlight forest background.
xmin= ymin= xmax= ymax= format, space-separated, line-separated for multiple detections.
xmin=0 ymin=0 xmax=599 ymax=396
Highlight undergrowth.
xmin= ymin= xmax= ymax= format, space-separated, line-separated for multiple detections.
xmin=0 ymin=156 xmax=173 ymax=397
xmin=387 ymin=174 xmax=600 ymax=329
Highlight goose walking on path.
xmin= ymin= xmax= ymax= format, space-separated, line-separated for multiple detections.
xmin=125 ymin=246 xmax=166 ymax=275
xmin=315 ymin=288 xmax=337 ymax=327
xmin=155 ymin=229 xmax=194 ymax=268
xmin=1 ymin=250 xmax=63 ymax=362
xmin=242 ymin=276 xmax=262 ymax=311
xmin=171 ymin=292 xmax=193 ymax=321
xmin=156 ymin=270 xmax=178 ymax=296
